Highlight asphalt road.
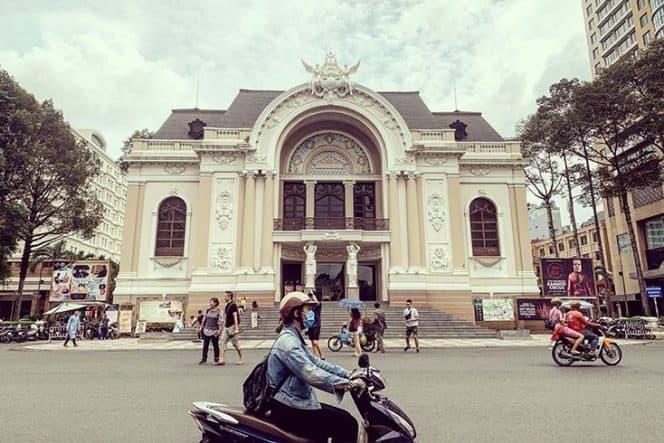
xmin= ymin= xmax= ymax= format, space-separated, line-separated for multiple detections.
xmin=1 ymin=342 xmax=663 ymax=442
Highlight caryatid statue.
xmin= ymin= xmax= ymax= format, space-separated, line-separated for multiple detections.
xmin=303 ymin=243 xmax=317 ymax=290
xmin=346 ymin=243 xmax=361 ymax=293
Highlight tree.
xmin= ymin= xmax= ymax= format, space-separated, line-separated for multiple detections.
xmin=6 ymin=95 xmax=103 ymax=320
xmin=518 ymin=114 xmax=564 ymax=257
xmin=117 ymin=128 xmax=153 ymax=172
xmin=0 ymin=69 xmax=40 ymax=281
xmin=572 ymin=70 xmax=662 ymax=316
xmin=29 ymin=240 xmax=74 ymax=272
xmin=614 ymin=39 xmax=664 ymax=157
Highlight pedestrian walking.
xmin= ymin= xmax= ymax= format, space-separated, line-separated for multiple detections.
xmin=307 ymin=290 xmax=324 ymax=359
xmin=349 ymin=308 xmax=363 ymax=357
xmin=63 ymin=310 xmax=81 ymax=347
xmin=219 ymin=291 xmax=244 ymax=365
xmin=199 ymin=297 xmax=222 ymax=365
xmin=99 ymin=313 xmax=109 ymax=340
xmin=195 ymin=310 xmax=204 ymax=340
xmin=403 ymin=299 xmax=419 ymax=352
xmin=373 ymin=302 xmax=386 ymax=353
xmin=250 ymin=300 xmax=259 ymax=329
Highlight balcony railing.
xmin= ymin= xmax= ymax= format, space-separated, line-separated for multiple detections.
xmin=274 ymin=217 xmax=389 ymax=231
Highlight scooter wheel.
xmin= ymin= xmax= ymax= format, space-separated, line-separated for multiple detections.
xmin=327 ymin=336 xmax=342 ymax=352
xmin=551 ymin=342 xmax=574 ymax=366
xmin=600 ymin=343 xmax=622 ymax=366
xmin=361 ymin=338 xmax=376 ymax=352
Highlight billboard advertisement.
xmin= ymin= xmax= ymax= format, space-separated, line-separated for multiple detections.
xmin=138 ymin=300 xmax=183 ymax=323
xmin=516 ymin=298 xmax=553 ymax=321
xmin=50 ymin=260 xmax=110 ymax=302
xmin=541 ymin=258 xmax=595 ymax=298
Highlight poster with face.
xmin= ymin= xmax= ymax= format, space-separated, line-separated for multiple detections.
xmin=541 ymin=258 xmax=595 ymax=298
xmin=50 ymin=260 xmax=110 ymax=302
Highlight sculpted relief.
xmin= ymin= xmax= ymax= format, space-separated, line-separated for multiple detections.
xmin=287 ymin=132 xmax=371 ymax=175
xmin=427 ymin=193 xmax=446 ymax=232
xmin=215 ymin=191 xmax=233 ymax=230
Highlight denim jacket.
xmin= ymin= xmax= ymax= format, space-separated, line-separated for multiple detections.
xmin=268 ymin=324 xmax=349 ymax=410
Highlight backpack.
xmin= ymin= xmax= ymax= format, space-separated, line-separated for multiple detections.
xmin=242 ymin=333 xmax=289 ymax=415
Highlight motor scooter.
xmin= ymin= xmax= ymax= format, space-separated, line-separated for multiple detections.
xmin=189 ymin=354 xmax=416 ymax=442
xmin=551 ymin=326 xmax=622 ymax=366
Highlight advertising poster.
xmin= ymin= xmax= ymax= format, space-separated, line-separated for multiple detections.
xmin=517 ymin=299 xmax=553 ymax=321
xmin=473 ymin=298 xmax=514 ymax=321
xmin=139 ymin=300 xmax=183 ymax=323
xmin=541 ymin=258 xmax=595 ymax=298
xmin=118 ymin=310 xmax=133 ymax=334
xmin=50 ymin=260 xmax=110 ymax=302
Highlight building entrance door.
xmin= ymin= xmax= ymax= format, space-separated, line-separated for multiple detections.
xmin=315 ymin=263 xmax=345 ymax=301
xmin=358 ymin=264 xmax=377 ymax=301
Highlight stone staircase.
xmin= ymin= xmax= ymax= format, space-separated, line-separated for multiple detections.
xmin=171 ymin=303 xmax=496 ymax=341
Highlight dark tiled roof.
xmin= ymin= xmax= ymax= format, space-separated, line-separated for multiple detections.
xmin=153 ymin=89 xmax=503 ymax=142
xmin=153 ymin=109 xmax=226 ymax=139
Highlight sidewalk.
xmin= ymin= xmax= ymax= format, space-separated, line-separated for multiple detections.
xmin=14 ymin=335 xmax=658 ymax=352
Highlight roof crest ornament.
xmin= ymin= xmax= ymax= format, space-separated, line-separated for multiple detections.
xmin=301 ymin=53 xmax=360 ymax=99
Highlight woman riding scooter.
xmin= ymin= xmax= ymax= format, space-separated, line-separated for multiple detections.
xmin=267 ymin=291 xmax=363 ymax=442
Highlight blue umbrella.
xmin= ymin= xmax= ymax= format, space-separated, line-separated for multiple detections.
xmin=338 ymin=299 xmax=365 ymax=309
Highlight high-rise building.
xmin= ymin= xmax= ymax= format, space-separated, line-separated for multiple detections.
xmin=581 ymin=0 xmax=664 ymax=316
xmin=528 ymin=202 xmax=562 ymax=241
xmin=0 ymin=129 xmax=127 ymax=319
xmin=582 ymin=0 xmax=664 ymax=77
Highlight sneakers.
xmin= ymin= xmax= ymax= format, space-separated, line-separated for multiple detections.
xmin=416 ymin=348 xmax=420 ymax=353
xmin=198 ymin=360 xmax=207 ymax=365
xmin=403 ymin=346 xmax=410 ymax=352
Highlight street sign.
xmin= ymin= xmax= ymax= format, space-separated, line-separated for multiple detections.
xmin=646 ymin=287 xmax=662 ymax=298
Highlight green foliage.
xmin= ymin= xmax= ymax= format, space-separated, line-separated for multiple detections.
xmin=117 ymin=128 xmax=153 ymax=172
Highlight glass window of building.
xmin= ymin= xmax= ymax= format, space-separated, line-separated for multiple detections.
xmin=469 ymin=198 xmax=499 ymax=256
xmin=581 ymin=235 xmax=588 ymax=246
xmin=155 ymin=197 xmax=186 ymax=256
xmin=637 ymin=0 xmax=645 ymax=8
xmin=587 ymin=4 xmax=593 ymax=16
xmin=594 ymin=63 xmax=602 ymax=74
xmin=539 ymin=247 xmax=545 ymax=257
xmin=592 ymin=232 xmax=598 ymax=242
xmin=558 ymin=242 xmax=564 ymax=252
xmin=643 ymin=30 xmax=652 ymax=44
xmin=588 ymin=18 xmax=594 ymax=30
xmin=590 ymin=32 xmax=597 ymax=43
xmin=640 ymin=14 xmax=649 ymax=26
xmin=617 ymin=233 xmax=631 ymax=255
xmin=645 ymin=216 xmax=664 ymax=249
xmin=593 ymin=47 xmax=599 ymax=59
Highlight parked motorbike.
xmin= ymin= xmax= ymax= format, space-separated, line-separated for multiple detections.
xmin=551 ymin=326 xmax=622 ymax=366
xmin=0 ymin=325 xmax=17 ymax=343
xmin=84 ymin=322 xmax=100 ymax=340
xmin=328 ymin=325 xmax=376 ymax=353
xmin=108 ymin=322 xmax=119 ymax=340
xmin=189 ymin=354 xmax=416 ymax=442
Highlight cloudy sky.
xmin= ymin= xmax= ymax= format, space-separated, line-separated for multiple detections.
xmin=0 ymin=0 xmax=593 ymax=223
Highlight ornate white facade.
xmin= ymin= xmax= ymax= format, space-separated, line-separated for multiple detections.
xmin=116 ymin=55 xmax=537 ymax=321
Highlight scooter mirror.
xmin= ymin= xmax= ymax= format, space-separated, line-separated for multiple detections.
xmin=358 ymin=353 xmax=370 ymax=368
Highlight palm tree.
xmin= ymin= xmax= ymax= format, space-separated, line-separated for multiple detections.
xmin=29 ymin=240 xmax=75 ymax=272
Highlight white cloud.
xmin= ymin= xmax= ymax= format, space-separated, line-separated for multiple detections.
xmin=0 ymin=0 xmax=590 ymax=170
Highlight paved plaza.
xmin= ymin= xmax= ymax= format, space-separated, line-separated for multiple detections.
xmin=2 ymin=341 xmax=663 ymax=442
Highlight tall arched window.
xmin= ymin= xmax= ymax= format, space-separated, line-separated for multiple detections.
xmin=155 ymin=197 xmax=186 ymax=256
xmin=470 ymin=198 xmax=499 ymax=256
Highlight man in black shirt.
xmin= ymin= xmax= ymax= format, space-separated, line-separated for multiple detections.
xmin=219 ymin=291 xmax=244 ymax=365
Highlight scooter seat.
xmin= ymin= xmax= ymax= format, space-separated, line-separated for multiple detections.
xmin=211 ymin=404 xmax=316 ymax=443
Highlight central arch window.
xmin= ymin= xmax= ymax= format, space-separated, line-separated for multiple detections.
xmin=155 ymin=197 xmax=186 ymax=256
xmin=470 ymin=198 xmax=499 ymax=256
xmin=315 ymin=183 xmax=344 ymax=218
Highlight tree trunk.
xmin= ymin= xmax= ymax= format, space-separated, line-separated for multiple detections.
xmin=12 ymin=235 xmax=33 ymax=321
xmin=545 ymin=200 xmax=559 ymax=257
xmin=583 ymin=148 xmax=613 ymax=316
xmin=619 ymin=191 xmax=651 ymax=316
xmin=562 ymin=153 xmax=581 ymax=257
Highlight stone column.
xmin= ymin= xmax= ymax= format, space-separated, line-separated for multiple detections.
xmin=447 ymin=175 xmax=467 ymax=270
xmin=193 ymin=174 xmax=212 ymax=270
xmin=241 ymin=172 xmax=256 ymax=268
xmin=343 ymin=180 xmax=355 ymax=228
xmin=235 ymin=173 xmax=246 ymax=268
xmin=346 ymin=243 xmax=360 ymax=299
xmin=119 ymin=182 xmax=145 ymax=275
xmin=253 ymin=173 xmax=264 ymax=272
xmin=387 ymin=172 xmax=404 ymax=271
xmin=305 ymin=180 xmax=316 ymax=228
xmin=303 ymin=243 xmax=317 ymax=291
xmin=406 ymin=173 xmax=421 ymax=269
xmin=261 ymin=172 xmax=276 ymax=270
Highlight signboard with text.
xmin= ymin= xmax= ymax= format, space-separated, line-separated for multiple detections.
xmin=646 ymin=286 xmax=662 ymax=298
xmin=473 ymin=298 xmax=514 ymax=321
xmin=50 ymin=260 xmax=110 ymax=302
xmin=516 ymin=299 xmax=553 ymax=321
xmin=541 ymin=258 xmax=595 ymax=298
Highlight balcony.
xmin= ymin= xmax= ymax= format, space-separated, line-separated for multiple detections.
xmin=274 ymin=217 xmax=389 ymax=231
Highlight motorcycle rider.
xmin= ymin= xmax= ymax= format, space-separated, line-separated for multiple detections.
xmin=267 ymin=291 xmax=361 ymax=442
xmin=566 ymin=301 xmax=601 ymax=357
